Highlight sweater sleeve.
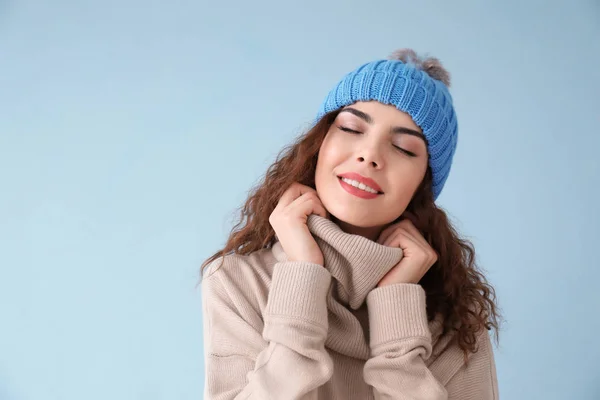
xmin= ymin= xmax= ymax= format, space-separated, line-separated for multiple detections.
xmin=202 ymin=259 xmax=334 ymax=400
xmin=444 ymin=325 xmax=499 ymax=399
xmin=363 ymin=284 xmax=498 ymax=400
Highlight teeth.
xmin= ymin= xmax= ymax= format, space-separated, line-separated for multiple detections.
xmin=341 ymin=177 xmax=379 ymax=194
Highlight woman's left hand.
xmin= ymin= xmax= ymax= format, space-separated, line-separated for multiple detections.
xmin=376 ymin=212 xmax=438 ymax=287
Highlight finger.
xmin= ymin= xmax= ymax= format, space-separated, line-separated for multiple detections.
xmin=378 ymin=210 xmax=417 ymax=245
xmin=384 ymin=227 xmax=419 ymax=251
xmin=285 ymin=191 xmax=314 ymax=214
xmin=398 ymin=219 xmax=429 ymax=248
xmin=289 ymin=192 xmax=328 ymax=220
xmin=377 ymin=223 xmax=401 ymax=245
xmin=389 ymin=226 xmax=438 ymax=264
xmin=400 ymin=212 xmax=435 ymax=250
xmin=381 ymin=225 xmax=404 ymax=247
xmin=277 ymin=183 xmax=315 ymax=209
xmin=399 ymin=220 xmax=437 ymax=261
xmin=302 ymin=196 xmax=328 ymax=219
xmin=390 ymin=226 xmax=430 ymax=255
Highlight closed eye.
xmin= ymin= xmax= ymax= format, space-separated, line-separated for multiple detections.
xmin=338 ymin=125 xmax=417 ymax=157
xmin=339 ymin=126 xmax=361 ymax=134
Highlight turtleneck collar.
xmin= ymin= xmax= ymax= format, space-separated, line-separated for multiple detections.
xmin=271 ymin=214 xmax=404 ymax=310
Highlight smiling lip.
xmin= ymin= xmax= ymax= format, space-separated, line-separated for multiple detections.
xmin=338 ymin=177 xmax=381 ymax=199
xmin=337 ymin=172 xmax=383 ymax=193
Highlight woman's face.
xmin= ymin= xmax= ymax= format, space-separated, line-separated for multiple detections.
xmin=315 ymin=100 xmax=429 ymax=240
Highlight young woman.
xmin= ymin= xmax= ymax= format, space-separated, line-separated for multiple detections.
xmin=199 ymin=48 xmax=502 ymax=399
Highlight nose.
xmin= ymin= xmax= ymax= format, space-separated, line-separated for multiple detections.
xmin=358 ymin=156 xmax=378 ymax=168
xmin=357 ymin=144 xmax=384 ymax=169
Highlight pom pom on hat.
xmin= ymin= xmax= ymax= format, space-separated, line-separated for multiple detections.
xmin=388 ymin=48 xmax=451 ymax=87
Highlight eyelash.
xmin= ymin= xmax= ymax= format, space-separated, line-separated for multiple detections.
xmin=338 ymin=126 xmax=417 ymax=157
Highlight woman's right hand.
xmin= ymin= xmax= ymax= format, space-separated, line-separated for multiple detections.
xmin=269 ymin=182 xmax=329 ymax=267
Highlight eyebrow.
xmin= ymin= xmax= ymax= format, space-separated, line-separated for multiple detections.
xmin=339 ymin=107 xmax=428 ymax=144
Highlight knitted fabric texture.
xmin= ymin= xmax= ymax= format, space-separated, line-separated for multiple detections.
xmin=201 ymin=214 xmax=499 ymax=398
xmin=315 ymin=59 xmax=458 ymax=201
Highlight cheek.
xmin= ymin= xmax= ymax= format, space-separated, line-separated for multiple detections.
xmin=317 ymin=136 xmax=343 ymax=168
xmin=320 ymin=133 xmax=348 ymax=163
xmin=315 ymin=138 xmax=345 ymax=191
xmin=387 ymin=162 xmax=427 ymax=197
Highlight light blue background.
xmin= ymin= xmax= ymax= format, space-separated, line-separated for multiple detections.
xmin=1 ymin=1 xmax=598 ymax=399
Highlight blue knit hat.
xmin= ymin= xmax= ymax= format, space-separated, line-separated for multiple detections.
xmin=315 ymin=52 xmax=458 ymax=201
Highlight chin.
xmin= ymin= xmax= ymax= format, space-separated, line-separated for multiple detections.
xmin=329 ymin=209 xmax=381 ymax=228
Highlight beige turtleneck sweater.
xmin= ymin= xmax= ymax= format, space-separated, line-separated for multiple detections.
xmin=201 ymin=214 xmax=499 ymax=399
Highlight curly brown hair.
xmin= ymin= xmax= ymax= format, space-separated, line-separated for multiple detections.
xmin=198 ymin=109 xmax=502 ymax=362
xmin=199 ymin=50 xmax=503 ymax=363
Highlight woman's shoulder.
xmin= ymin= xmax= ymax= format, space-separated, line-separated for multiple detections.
xmin=201 ymin=246 xmax=279 ymax=306
xmin=200 ymin=248 xmax=280 ymax=344
xmin=204 ymin=246 xmax=277 ymax=278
